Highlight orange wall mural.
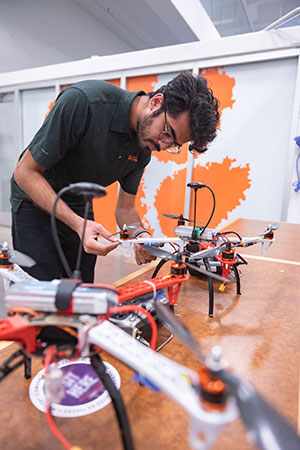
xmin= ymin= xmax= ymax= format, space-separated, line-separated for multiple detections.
xmin=92 ymin=79 xmax=121 ymax=233
xmin=190 ymin=157 xmax=251 ymax=228
xmin=189 ymin=68 xmax=251 ymax=228
xmin=200 ymin=67 xmax=236 ymax=123
xmin=155 ymin=167 xmax=187 ymax=236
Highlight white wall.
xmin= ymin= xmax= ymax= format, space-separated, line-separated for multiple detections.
xmin=0 ymin=0 xmax=132 ymax=73
xmin=0 ymin=26 xmax=299 ymax=226
xmin=0 ymin=0 xmax=198 ymax=74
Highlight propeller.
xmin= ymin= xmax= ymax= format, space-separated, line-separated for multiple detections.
xmin=163 ymin=213 xmax=202 ymax=224
xmin=143 ymin=245 xmax=230 ymax=283
xmin=154 ymin=302 xmax=205 ymax=361
xmin=0 ymin=242 xmax=36 ymax=268
xmin=259 ymin=223 xmax=280 ymax=237
xmin=187 ymin=245 xmax=223 ymax=261
xmin=154 ymin=303 xmax=300 ymax=450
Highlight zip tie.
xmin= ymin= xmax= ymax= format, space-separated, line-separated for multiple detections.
xmin=144 ymin=280 xmax=157 ymax=301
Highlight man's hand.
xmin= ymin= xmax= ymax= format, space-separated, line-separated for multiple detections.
xmin=79 ymin=220 xmax=120 ymax=256
xmin=133 ymin=232 xmax=157 ymax=265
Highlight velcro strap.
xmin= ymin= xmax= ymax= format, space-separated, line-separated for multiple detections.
xmin=55 ymin=279 xmax=81 ymax=312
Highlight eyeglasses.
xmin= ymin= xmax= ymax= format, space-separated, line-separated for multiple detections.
xmin=159 ymin=110 xmax=182 ymax=155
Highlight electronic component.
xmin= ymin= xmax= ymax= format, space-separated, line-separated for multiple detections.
xmin=5 ymin=280 xmax=118 ymax=315
xmin=110 ymin=289 xmax=172 ymax=349
xmin=175 ymin=225 xmax=220 ymax=241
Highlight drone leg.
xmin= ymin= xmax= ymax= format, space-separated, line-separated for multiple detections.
xmin=24 ymin=354 xmax=32 ymax=379
xmin=232 ymin=264 xmax=241 ymax=295
xmin=151 ymin=259 xmax=168 ymax=279
xmin=203 ymin=258 xmax=214 ymax=318
xmin=90 ymin=352 xmax=134 ymax=450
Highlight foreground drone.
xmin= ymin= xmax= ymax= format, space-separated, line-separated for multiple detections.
xmin=0 ymin=278 xmax=299 ymax=450
xmin=0 ymin=182 xmax=292 ymax=450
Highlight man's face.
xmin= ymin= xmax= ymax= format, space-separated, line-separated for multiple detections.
xmin=137 ymin=110 xmax=162 ymax=152
xmin=137 ymin=95 xmax=191 ymax=153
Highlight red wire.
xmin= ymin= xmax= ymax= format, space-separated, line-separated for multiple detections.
xmin=44 ymin=345 xmax=56 ymax=375
xmin=44 ymin=347 xmax=75 ymax=450
xmin=45 ymin=406 xmax=73 ymax=450
xmin=109 ymin=305 xmax=158 ymax=350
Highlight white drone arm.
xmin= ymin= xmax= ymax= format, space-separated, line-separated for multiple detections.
xmin=0 ymin=264 xmax=37 ymax=290
xmin=120 ymin=236 xmax=183 ymax=246
xmin=87 ymin=321 xmax=238 ymax=450
xmin=224 ymin=236 xmax=275 ymax=255
xmin=119 ymin=237 xmax=185 ymax=256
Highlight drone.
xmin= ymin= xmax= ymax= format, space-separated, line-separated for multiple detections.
xmin=0 ymin=182 xmax=297 ymax=450
xmin=133 ymin=182 xmax=279 ymax=317
xmin=0 ymin=278 xmax=299 ymax=450
xmin=0 ymin=241 xmax=36 ymax=290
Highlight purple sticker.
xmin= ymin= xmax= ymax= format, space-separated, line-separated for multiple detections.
xmin=29 ymin=358 xmax=121 ymax=417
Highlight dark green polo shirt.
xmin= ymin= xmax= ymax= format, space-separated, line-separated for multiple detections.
xmin=10 ymin=80 xmax=151 ymax=212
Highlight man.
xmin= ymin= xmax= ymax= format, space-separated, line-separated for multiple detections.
xmin=10 ymin=71 xmax=219 ymax=282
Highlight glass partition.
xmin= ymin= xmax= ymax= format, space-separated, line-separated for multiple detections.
xmin=0 ymin=93 xmax=15 ymax=213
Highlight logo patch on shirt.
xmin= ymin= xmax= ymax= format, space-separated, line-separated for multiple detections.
xmin=128 ymin=155 xmax=138 ymax=162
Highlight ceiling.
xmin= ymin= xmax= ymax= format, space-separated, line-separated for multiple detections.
xmin=1 ymin=0 xmax=299 ymax=73
xmin=74 ymin=0 xmax=300 ymax=47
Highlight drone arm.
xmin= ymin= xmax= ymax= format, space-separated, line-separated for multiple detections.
xmin=117 ymin=274 xmax=189 ymax=304
xmin=87 ymin=321 xmax=238 ymax=449
xmin=0 ymin=315 xmax=38 ymax=354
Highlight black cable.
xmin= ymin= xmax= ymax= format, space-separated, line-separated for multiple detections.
xmin=50 ymin=186 xmax=73 ymax=278
xmin=73 ymin=199 xmax=90 ymax=279
xmin=151 ymin=259 xmax=168 ymax=278
xmin=199 ymin=185 xmax=216 ymax=237
xmin=90 ymin=352 xmax=134 ymax=450
xmin=51 ymin=184 xmax=94 ymax=280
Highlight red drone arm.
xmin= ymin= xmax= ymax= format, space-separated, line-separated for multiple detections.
xmin=117 ymin=274 xmax=189 ymax=305
xmin=0 ymin=315 xmax=38 ymax=354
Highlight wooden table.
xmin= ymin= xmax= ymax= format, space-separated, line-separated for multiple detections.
xmin=0 ymin=218 xmax=299 ymax=450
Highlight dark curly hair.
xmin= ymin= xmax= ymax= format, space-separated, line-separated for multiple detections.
xmin=149 ymin=71 xmax=220 ymax=154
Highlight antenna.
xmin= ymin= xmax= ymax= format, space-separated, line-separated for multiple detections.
xmin=186 ymin=182 xmax=206 ymax=240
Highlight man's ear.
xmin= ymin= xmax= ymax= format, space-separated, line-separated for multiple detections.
xmin=148 ymin=93 xmax=164 ymax=111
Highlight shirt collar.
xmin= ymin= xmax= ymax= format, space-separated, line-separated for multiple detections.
xmin=110 ymin=90 xmax=145 ymax=136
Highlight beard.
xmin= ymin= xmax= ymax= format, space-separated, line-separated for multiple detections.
xmin=136 ymin=111 xmax=161 ymax=152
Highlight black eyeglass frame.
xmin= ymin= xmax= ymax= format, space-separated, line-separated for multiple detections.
xmin=158 ymin=110 xmax=182 ymax=155
xmin=159 ymin=96 xmax=201 ymax=155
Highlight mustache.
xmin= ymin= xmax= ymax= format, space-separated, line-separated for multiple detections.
xmin=148 ymin=139 xmax=161 ymax=152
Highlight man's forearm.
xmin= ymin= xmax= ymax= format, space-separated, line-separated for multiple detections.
xmin=15 ymin=168 xmax=84 ymax=235
xmin=115 ymin=207 xmax=145 ymax=238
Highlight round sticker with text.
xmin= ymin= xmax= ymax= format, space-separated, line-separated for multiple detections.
xmin=29 ymin=357 xmax=121 ymax=417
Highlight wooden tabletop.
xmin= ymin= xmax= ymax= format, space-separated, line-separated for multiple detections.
xmin=0 ymin=218 xmax=299 ymax=450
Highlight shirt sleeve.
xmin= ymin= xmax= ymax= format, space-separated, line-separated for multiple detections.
xmin=28 ymin=87 xmax=89 ymax=169
xmin=119 ymin=152 xmax=151 ymax=195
